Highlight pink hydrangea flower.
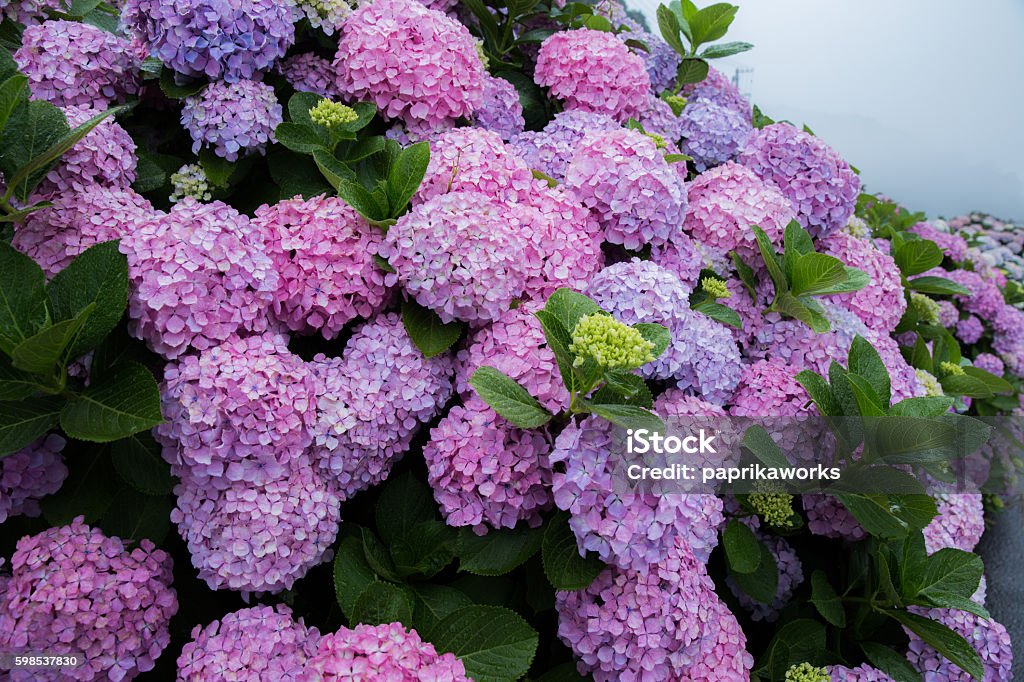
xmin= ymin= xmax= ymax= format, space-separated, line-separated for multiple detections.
xmin=828 ymin=665 xmax=896 ymax=681
xmin=0 ymin=435 xmax=67 ymax=523
xmin=924 ymin=493 xmax=984 ymax=554
xmin=36 ymin=105 xmax=137 ymax=198
xmin=819 ymin=232 xmax=907 ymax=334
xmin=414 ymin=127 xmax=536 ymax=205
xmin=680 ymin=597 xmax=756 ymax=680
xmin=307 ymin=622 xmax=470 ymax=680
xmin=535 ymin=28 xmax=650 ymax=122
xmin=910 ymin=221 xmax=969 ymax=261
xmin=509 ymin=109 xmax=620 ymax=181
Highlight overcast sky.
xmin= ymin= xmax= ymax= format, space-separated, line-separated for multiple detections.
xmin=630 ymin=0 xmax=1024 ymax=221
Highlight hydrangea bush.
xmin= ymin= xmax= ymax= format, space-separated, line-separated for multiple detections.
xmin=0 ymin=0 xmax=1018 ymax=680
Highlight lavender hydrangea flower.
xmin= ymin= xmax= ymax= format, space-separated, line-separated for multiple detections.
xmin=253 ymin=195 xmax=395 ymax=339
xmin=119 ymin=198 xmax=279 ymax=359
xmin=828 ymin=664 xmax=896 ymax=681
xmin=682 ymin=596 xmax=756 ymax=680
xmin=678 ymin=98 xmax=752 ymax=171
xmin=638 ymin=94 xmax=682 ymax=143
xmin=0 ymin=518 xmax=177 ymax=681
xmin=905 ymin=608 xmax=1013 ymax=681
xmin=565 ymin=128 xmax=688 ymax=250
xmin=178 ymin=605 xmax=320 ymax=681
xmin=172 ymin=458 xmax=341 ymax=594
xmin=334 ymin=0 xmax=485 ymax=128
xmin=739 ymin=123 xmax=861 ymax=238
xmin=804 ymin=494 xmax=867 ymax=541
xmin=682 ymin=65 xmax=752 ymax=118
xmin=277 ymin=53 xmax=339 ymax=98
xmin=425 ymin=397 xmax=553 ymax=533
xmin=1 ymin=0 xmax=70 ymax=25
xmin=15 ymin=20 xmax=143 ymax=108
xmin=957 ymin=315 xmax=985 ymax=345
xmin=120 ymin=0 xmax=296 ymax=82
xmin=472 ymin=74 xmax=525 ymax=141
xmin=307 ymin=622 xmax=470 ymax=680
xmin=622 ymin=30 xmax=681 ymax=94
xmin=819 ymin=232 xmax=907 ymax=334
xmin=924 ymin=493 xmax=984 ymax=554
xmin=535 ymin=28 xmax=650 ymax=122
xmin=181 ymin=80 xmax=282 ymax=161
xmin=509 ymin=109 xmax=620 ymax=181
xmin=974 ymin=353 xmax=1005 ymax=376
xmin=0 ymin=435 xmax=67 ymax=523
xmin=910 ymin=220 xmax=970 ymax=261
xmin=36 ymin=105 xmax=137 ymax=199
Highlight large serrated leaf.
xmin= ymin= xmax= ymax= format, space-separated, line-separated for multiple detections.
xmin=428 ymin=605 xmax=538 ymax=682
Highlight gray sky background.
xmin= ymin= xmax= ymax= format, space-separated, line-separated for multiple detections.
xmin=630 ymin=0 xmax=1024 ymax=221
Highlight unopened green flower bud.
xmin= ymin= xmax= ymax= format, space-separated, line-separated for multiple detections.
xmin=750 ymin=482 xmax=795 ymax=527
xmin=785 ymin=663 xmax=830 ymax=682
xmin=915 ymin=369 xmax=943 ymax=397
xmin=844 ymin=215 xmax=870 ymax=238
xmin=702 ymin=276 xmax=731 ymax=300
xmin=570 ymin=313 xmax=655 ymax=370
xmin=645 ymin=132 xmax=667 ymax=149
xmin=169 ymin=163 xmax=212 ymax=203
xmin=664 ymin=94 xmax=686 ymax=116
xmin=940 ymin=361 xmax=965 ymax=376
xmin=910 ymin=293 xmax=941 ymax=325
xmin=310 ymin=99 xmax=358 ymax=128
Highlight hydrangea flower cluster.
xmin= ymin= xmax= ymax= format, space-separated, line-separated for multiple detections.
xmin=169 ymin=163 xmax=213 ymax=203
xmin=0 ymin=435 xmax=67 ymax=523
xmin=509 ymin=109 xmax=620 ymax=181
xmin=38 ymin=105 xmax=137 ymax=198
xmin=535 ymin=28 xmax=650 ymax=121
xmin=682 ymin=65 xmax=752 ymax=118
xmin=181 ymin=80 xmax=283 ymax=161
xmin=473 ymin=74 xmax=525 ymax=141
xmin=569 ymin=312 xmax=655 ymax=369
xmin=828 ymin=664 xmax=897 ymax=681
xmin=0 ymin=518 xmax=177 ymax=681
xmin=905 ymin=607 xmax=1013 ymax=681
xmin=307 ymin=622 xmax=470 ymax=680
xmin=678 ymin=98 xmax=753 ymax=171
xmin=819 ymin=231 xmax=907 ymax=333
xmin=15 ymin=20 xmax=142 ymax=108
xmin=277 ymin=52 xmax=339 ymax=97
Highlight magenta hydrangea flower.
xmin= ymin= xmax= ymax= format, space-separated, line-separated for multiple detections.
xmin=253 ymin=194 xmax=394 ymax=339
xmin=678 ymin=98 xmax=752 ymax=171
xmin=35 ymin=105 xmax=137 ymax=199
xmin=974 ymin=353 xmax=1005 ymax=376
xmin=472 ymin=74 xmax=525 ymax=141
xmin=550 ymin=416 xmax=724 ymax=570
xmin=172 ymin=458 xmax=341 ymax=593
xmin=910 ymin=221 xmax=969 ymax=261
xmin=803 ymin=494 xmax=866 ymax=541
xmin=414 ymin=127 xmax=536 ymax=205
xmin=924 ymin=493 xmax=984 ymax=554
xmin=680 ymin=597 xmax=756 ymax=681
xmin=1 ymin=0 xmax=70 ymax=25
xmin=311 ymin=313 xmax=454 ymax=499
xmin=455 ymin=303 xmax=568 ymax=413
xmin=535 ymin=28 xmax=650 ymax=122
xmin=565 ymin=128 xmax=688 ymax=249
xmin=956 ymin=315 xmax=985 ymax=345
xmin=729 ymin=531 xmax=803 ymax=622
xmin=905 ymin=608 xmax=1012 ymax=681
xmin=277 ymin=53 xmax=338 ymax=97
xmin=683 ymin=66 xmax=752 ymax=118
xmin=828 ymin=665 xmax=896 ymax=681
xmin=0 ymin=517 xmax=177 ymax=681
xmin=0 ymin=435 xmax=66 ymax=523
xmin=177 ymin=605 xmax=320 ymax=681
xmin=739 ymin=123 xmax=861 ymax=238
xmin=425 ymin=398 xmax=553 ymax=533
xmin=158 ymin=333 xmax=318 ymax=483
xmin=12 ymin=186 xmax=154 ymax=278
xmin=509 ymin=109 xmax=620 ymax=181
xmin=307 ymin=622 xmax=470 ymax=680
xmin=15 ymin=20 xmax=142 ymax=108
xmin=334 ymin=0 xmax=485 ymax=128
xmin=678 ymin=161 xmax=795 ymax=260
xmin=182 ymin=80 xmax=282 ymax=161
xmin=119 ymin=198 xmax=279 ymax=358
xmin=120 ymin=0 xmax=296 ymax=82
xmin=819 ymin=232 xmax=907 ymax=333
xmin=381 ymin=191 xmax=528 ymax=325
xmin=729 ymin=359 xmax=812 ymax=417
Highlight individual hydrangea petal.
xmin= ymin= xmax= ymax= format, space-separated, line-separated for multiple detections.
xmin=277 ymin=53 xmax=339 ymax=98
xmin=739 ymin=123 xmax=860 ymax=238
xmin=120 ymin=0 xmax=296 ymax=82
xmin=119 ymin=198 xmax=279 ymax=358
xmin=425 ymin=398 xmax=553 ymax=533
xmin=253 ymin=194 xmax=395 ymax=339
xmin=181 ymin=80 xmax=282 ymax=161
xmin=311 ymin=313 xmax=454 ymax=499
xmin=472 ymin=74 xmax=525 ymax=141
xmin=565 ymin=128 xmax=688 ymax=250
xmin=0 ymin=435 xmax=67 ymax=523
xmin=819 ymin=232 xmax=906 ymax=333
xmin=0 ymin=517 xmax=177 ymax=681
xmin=905 ymin=608 xmax=1013 ymax=681
xmin=35 ymin=105 xmax=137 ymax=199
xmin=678 ymin=98 xmax=753 ymax=171
xmin=15 ymin=20 xmax=142 ymax=108
xmin=171 ymin=458 xmax=341 ymax=593
xmin=12 ymin=186 xmax=153 ymax=277
xmin=509 ymin=109 xmax=620 ymax=181
xmin=334 ymin=0 xmax=485 ymax=128
xmin=535 ymin=28 xmax=650 ymax=122
xmin=307 ymin=622 xmax=470 ymax=680
xmin=177 ymin=605 xmax=320 ymax=681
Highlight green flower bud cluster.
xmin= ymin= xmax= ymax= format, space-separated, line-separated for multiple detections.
xmin=664 ymin=94 xmax=687 ymax=116
xmin=310 ymin=99 xmax=358 ymax=128
xmin=784 ymin=663 xmax=830 ymax=682
xmin=169 ymin=163 xmax=212 ymax=203
xmin=915 ymin=368 xmax=944 ymax=397
xmin=940 ymin=361 xmax=965 ymax=376
xmin=749 ymin=483 xmax=795 ymax=527
xmin=701 ymin=276 xmax=731 ymax=300
xmin=645 ymin=132 xmax=667 ymax=149
xmin=569 ymin=313 xmax=654 ymax=370
xmin=909 ymin=292 xmax=941 ymax=325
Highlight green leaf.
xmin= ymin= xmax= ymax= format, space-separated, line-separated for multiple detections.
xmin=722 ymin=519 xmax=762 ymax=573
xmin=633 ymin=322 xmax=670 ymax=359
xmin=675 ymin=58 xmax=709 ymax=85
xmin=543 ymin=288 xmax=603 ymax=337
xmin=689 ymin=2 xmax=738 ymax=46
xmin=311 ymin=148 xmax=355 ymax=189
xmin=886 ymin=610 xmax=984 ymax=681
xmin=469 ymin=367 xmax=553 ymax=429
xmin=0 ymin=395 xmax=62 ymax=457
xmin=754 ymin=619 xmax=827 ymax=680
xmin=585 ymin=402 xmax=664 ymax=432
xmin=752 ymin=226 xmax=786 ymax=293
xmin=401 ymin=299 xmax=464 ymax=358
xmin=0 ymin=241 xmax=48 ymax=355
xmin=0 ymin=74 xmax=27 ymax=133
xmin=352 ymin=582 xmax=415 ymax=626
xmin=534 ymin=309 xmax=578 ymax=394
xmin=961 ymin=366 xmax=1012 ymax=394
xmin=385 ymin=141 xmax=429 ymax=217
xmin=376 ymin=471 xmax=438 ymax=545
xmin=906 ymin=276 xmax=971 ymax=296
xmin=909 ymin=548 xmax=984 ymax=605
xmin=0 ymin=100 xmax=68 ymax=200
xmin=428 ymin=606 xmax=538 ymax=682
xmin=158 ymin=68 xmax=206 ymax=98
xmin=656 ymin=4 xmax=686 ymax=55
xmin=848 ymin=336 xmax=891 ymax=407
xmin=784 ymin=219 xmax=815 ymax=256
xmin=940 ymin=374 xmax=994 ymax=399
xmin=699 ymin=40 xmax=753 ymax=58
xmin=845 ymin=372 xmax=888 ymax=416
xmin=0 ymin=354 xmax=42 ymax=401
xmin=860 ymin=642 xmax=923 ymax=682
xmin=198 ymin=148 xmax=235 ymax=188
xmin=10 ymin=304 xmax=93 ymax=374
xmin=46 ymin=240 xmax=128 ymax=358
xmin=729 ymin=539 xmax=778 ymax=604
xmin=274 ymin=121 xmax=326 ymax=154
xmin=390 ymin=520 xmax=457 ymax=578
xmin=361 ymin=526 xmax=401 ymax=581
xmin=98 ymin=488 xmax=173 ymax=544
xmin=268 ymin=149 xmax=331 ymax=199
xmin=911 ymin=334 xmax=933 ymax=373
xmin=59 ymin=361 xmax=163 ymax=442
xmin=40 ymin=441 xmax=118 ymax=524
xmin=742 ymin=424 xmax=792 ymax=469
xmin=110 ymin=432 xmax=174 ymax=496
xmin=795 ymin=369 xmax=839 ymax=417
xmin=542 ymin=511 xmax=604 ymax=590
xmin=458 ymin=525 xmax=543 ymax=576
xmin=692 ymin=301 xmax=742 ymax=328
xmin=895 ymin=240 xmax=943 ymax=277
xmin=412 ymin=584 xmax=473 ymax=633
xmin=812 ymin=266 xmax=870 ymax=295
xmin=731 ymin=251 xmax=758 ymax=296
xmin=582 ymin=13 xmax=613 ymax=31
xmin=889 ymin=396 xmax=955 ymax=418
xmin=790 ymin=253 xmax=848 ymax=296
xmin=835 ymin=488 xmax=935 ymax=540
xmin=809 ymin=570 xmax=846 ymax=626
xmin=334 ymin=532 xmax=378 ymax=619
xmin=335 ymin=179 xmax=388 ymax=222
xmin=287 ymin=91 xmax=322 ymax=126
xmin=598 ymin=370 xmax=652 ymax=406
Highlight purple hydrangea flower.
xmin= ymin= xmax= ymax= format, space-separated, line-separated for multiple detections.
xmin=120 ymin=0 xmax=296 ymax=82
xmin=957 ymin=315 xmax=985 ymax=345
xmin=509 ymin=109 xmax=620 ymax=181
xmin=334 ymin=0 xmax=485 ymax=128
xmin=15 ymin=20 xmax=143 ymax=108
xmin=938 ymin=300 xmax=960 ymax=328
xmin=1 ymin=0 xmax=70 ymax=25
xmin=119 ymin=198 xmax=279 ymax=359
xmin=565 ymin=128 xmax=688 ymax=250
xmin=277 ymin=53 xmax=339 ymax=98
xmin=924 ymin=493 xmax=984 ymax=554
xmin=804 ymin=494 xmax=867 ymax=541
xmin=905 ymin=608 xmax=1012 ymax=681
xmin=36 ymin=105 xmax=137 ymax=199
xmin=682 ymin=66 xmax=752 ymax=118
xmin=681 ymin=596 xmax=756 ymax=680
xmin=178 ymin=605 xmax=320 ymax=681
xmin=0 ymin=435 xmax=67 ymax=523
xmin=819 ymin=232 xmax=907 ymax=334
xmin=425 ymin=397 xmax=553 ymax=533
xmin=974 ymin=353 xmax=1005 ymax=376
xmin=678 ymin=98 xmax=752 ymax=171
xmin=638 ymin=93 xmax=682 ymax=143
xmin=0 ymin=517 xmax=177 ymax=681
xmin=622 ymin=30 xmax=681 ymax=94
xmin=253 ymin=194 xmax=395 ymax=339
xmin=739 ymin=123 xmax=860 ymax=238
xmin=828 ymin=665 xmax=896 ymax=681
xmin=910 ymin=221 xmax=969 ymax=261
xmin=472 ymin=74 xmax=525 ymax=141
xmin=307 ymin=622 xmax=470 ymax=680
xmin=181 ymin=80 xmax=282 ymax=161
